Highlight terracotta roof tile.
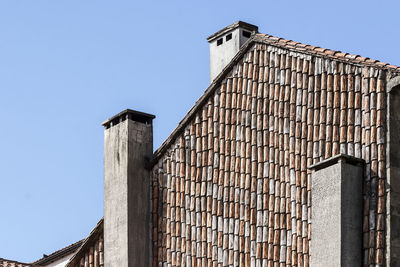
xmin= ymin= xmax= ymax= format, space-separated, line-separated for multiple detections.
xmin=153 ymin=30 xmax=400 ymax=165
xmin=0 ymin=258 xmax=34 ymax=267
xmin=375 ymin=62 xmax=388 ymax=67
xmin=286 ymin=40 xmax=297 ymax=46
xmin=268 ymin=36 xmax=281 ymax=41
xmin=324 ymin=49 xmax=337 ymax=56
xmin=151 ymin=28 xmax=399 ymax=267
xmin=254 ymin=33 xmax=400 ymax=71
xmin=314 ymin=47 xmax=327 ymax=53
xmin=335 ymin=52 xmax=348 ymax=58
xmin=295 ymin=42 xmax=307 ymax=48
xmin=305 ymin=44 xmax=317 ymax=50
xmin=355 ymin=56 xmax=369 ymax=62
xmin=151 ymin=42 xmax=390 ymax=266
xmin=66 ymin=218 xmax=104 ymax=267
xmin=366 ymin=59 xmax=378 ymax=64
xmin=345 ymin=54 xmax=360 ymax=60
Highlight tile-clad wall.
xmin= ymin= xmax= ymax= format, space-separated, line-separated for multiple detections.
xmin=151 ymin=43 xmax=386 ymax=266
xmin=67 ymin=236 xmax=104 ymax=267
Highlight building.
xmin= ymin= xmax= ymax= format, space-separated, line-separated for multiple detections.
xmin=2 ymin=20 xmax=400 ymax=267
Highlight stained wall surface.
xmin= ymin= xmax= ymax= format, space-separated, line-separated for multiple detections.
xmin=151 ymin=41 xmax=389 ymax=266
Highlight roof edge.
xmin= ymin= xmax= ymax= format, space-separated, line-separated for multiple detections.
xmin=31 ymin=240 xmax=84 ymax=265
xmin=253 ymin=34 xmax=400 ymax=72
xmin=0 ymin=258 xmax=34 ymax=267
xmin=151 ymin=31 xmax=400 ymax=167
xmin=151 ymin=35 xmax=258 ymax=166
xmin=65 ymin=218 xmax=104 ymax=267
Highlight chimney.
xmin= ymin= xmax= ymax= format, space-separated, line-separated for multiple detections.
xmin=102 ymin=109 xmax=155 ymax=267
xmin=309 ymin=154 xmax=363 ymax=266
xmin=207 ymin=21 xmax=258 ymax=82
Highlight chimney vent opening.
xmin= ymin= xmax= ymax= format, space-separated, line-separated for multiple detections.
xmin=242 ymin=30 xmax=251 ymax=38
xmin=207 ymin=21 xmax=258 ymax=82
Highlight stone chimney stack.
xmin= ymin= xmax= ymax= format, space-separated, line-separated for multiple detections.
xmin=102 ymin=109 xmax=155 ymax=267
xmin=207 ymin=21 xmax=258 ymax=82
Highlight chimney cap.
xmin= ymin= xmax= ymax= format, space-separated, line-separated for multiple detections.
xmin=102 ymin=109 xmax=155 ymax=128
xmin=308 ymin=153 xmax=365 ymax=171
xmin=207 ymin=21 xmax=258 ymax=43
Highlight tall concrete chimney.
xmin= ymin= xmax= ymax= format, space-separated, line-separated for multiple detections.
xmin=207 ymin=21 xmax=258 ymax=82
xmin=309 ymin=154 xmax=364 ymax=266
xmin=102 ymin=109 xmax=155 ymax=267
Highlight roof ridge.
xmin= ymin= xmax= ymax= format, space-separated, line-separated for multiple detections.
xmin=150 ymin=31 xmax=400 ymax=166
xmin=254 ymin=33 xmax=400 ymax=71
xmin=151 ymin=34 xmax=257 ymax=165
xmin=31 ymin=239 xmax=84 ymax=265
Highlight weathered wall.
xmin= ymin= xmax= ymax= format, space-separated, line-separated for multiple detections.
xmin=151 ymin=42 xmax=387 ymax=266
xmin=104 ymin=120 xmax=130 ymax=267
xmin=104 ymin=113 xmax=153 ymax=267
xmin=310 ymin=155 xmax=363 ymax=266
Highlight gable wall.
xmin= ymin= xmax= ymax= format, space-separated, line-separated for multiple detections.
xmin=151 ymin=42 xmax=387 ymax=266
xmin=66 ymin=236 xmax=103 ymax=267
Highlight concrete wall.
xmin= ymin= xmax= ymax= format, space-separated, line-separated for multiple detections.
xmin=104 ymin=110 xmax=154 ymax=267
xmin=310 ymin=155 xmax=363 ymax=267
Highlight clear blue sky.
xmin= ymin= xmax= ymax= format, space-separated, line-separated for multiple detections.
xmin=1 ymin=0 xmax=399 ymax=262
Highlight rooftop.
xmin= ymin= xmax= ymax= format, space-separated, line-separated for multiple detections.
xmin=32 ymin=239 xmax=84 ymax=266
xmin=151 ymin=30 xmax=400 ymax=165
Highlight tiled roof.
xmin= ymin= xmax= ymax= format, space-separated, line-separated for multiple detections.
xmin=0 ymin=258 xmax=34 ymax=267
xmin=253 ymin=33 xmax=400 ymax=72
xmin=66 ymin=218 xmax=104 ymax=267
xmin=1 ymin=239 xmax=83 ymax=267
xmin=152 ymin=31 xmax=400 ymax=165
xmin=31 ymin=239 xmax=84 ymax=266
xmin=150 ymin=29 xmax=392 ymax=265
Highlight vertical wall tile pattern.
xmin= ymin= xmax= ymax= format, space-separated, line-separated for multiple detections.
xmin=152 ymin=42 xmax=387 ymax=266
xmin=68 ymin=236 xmax=104 ymax=267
